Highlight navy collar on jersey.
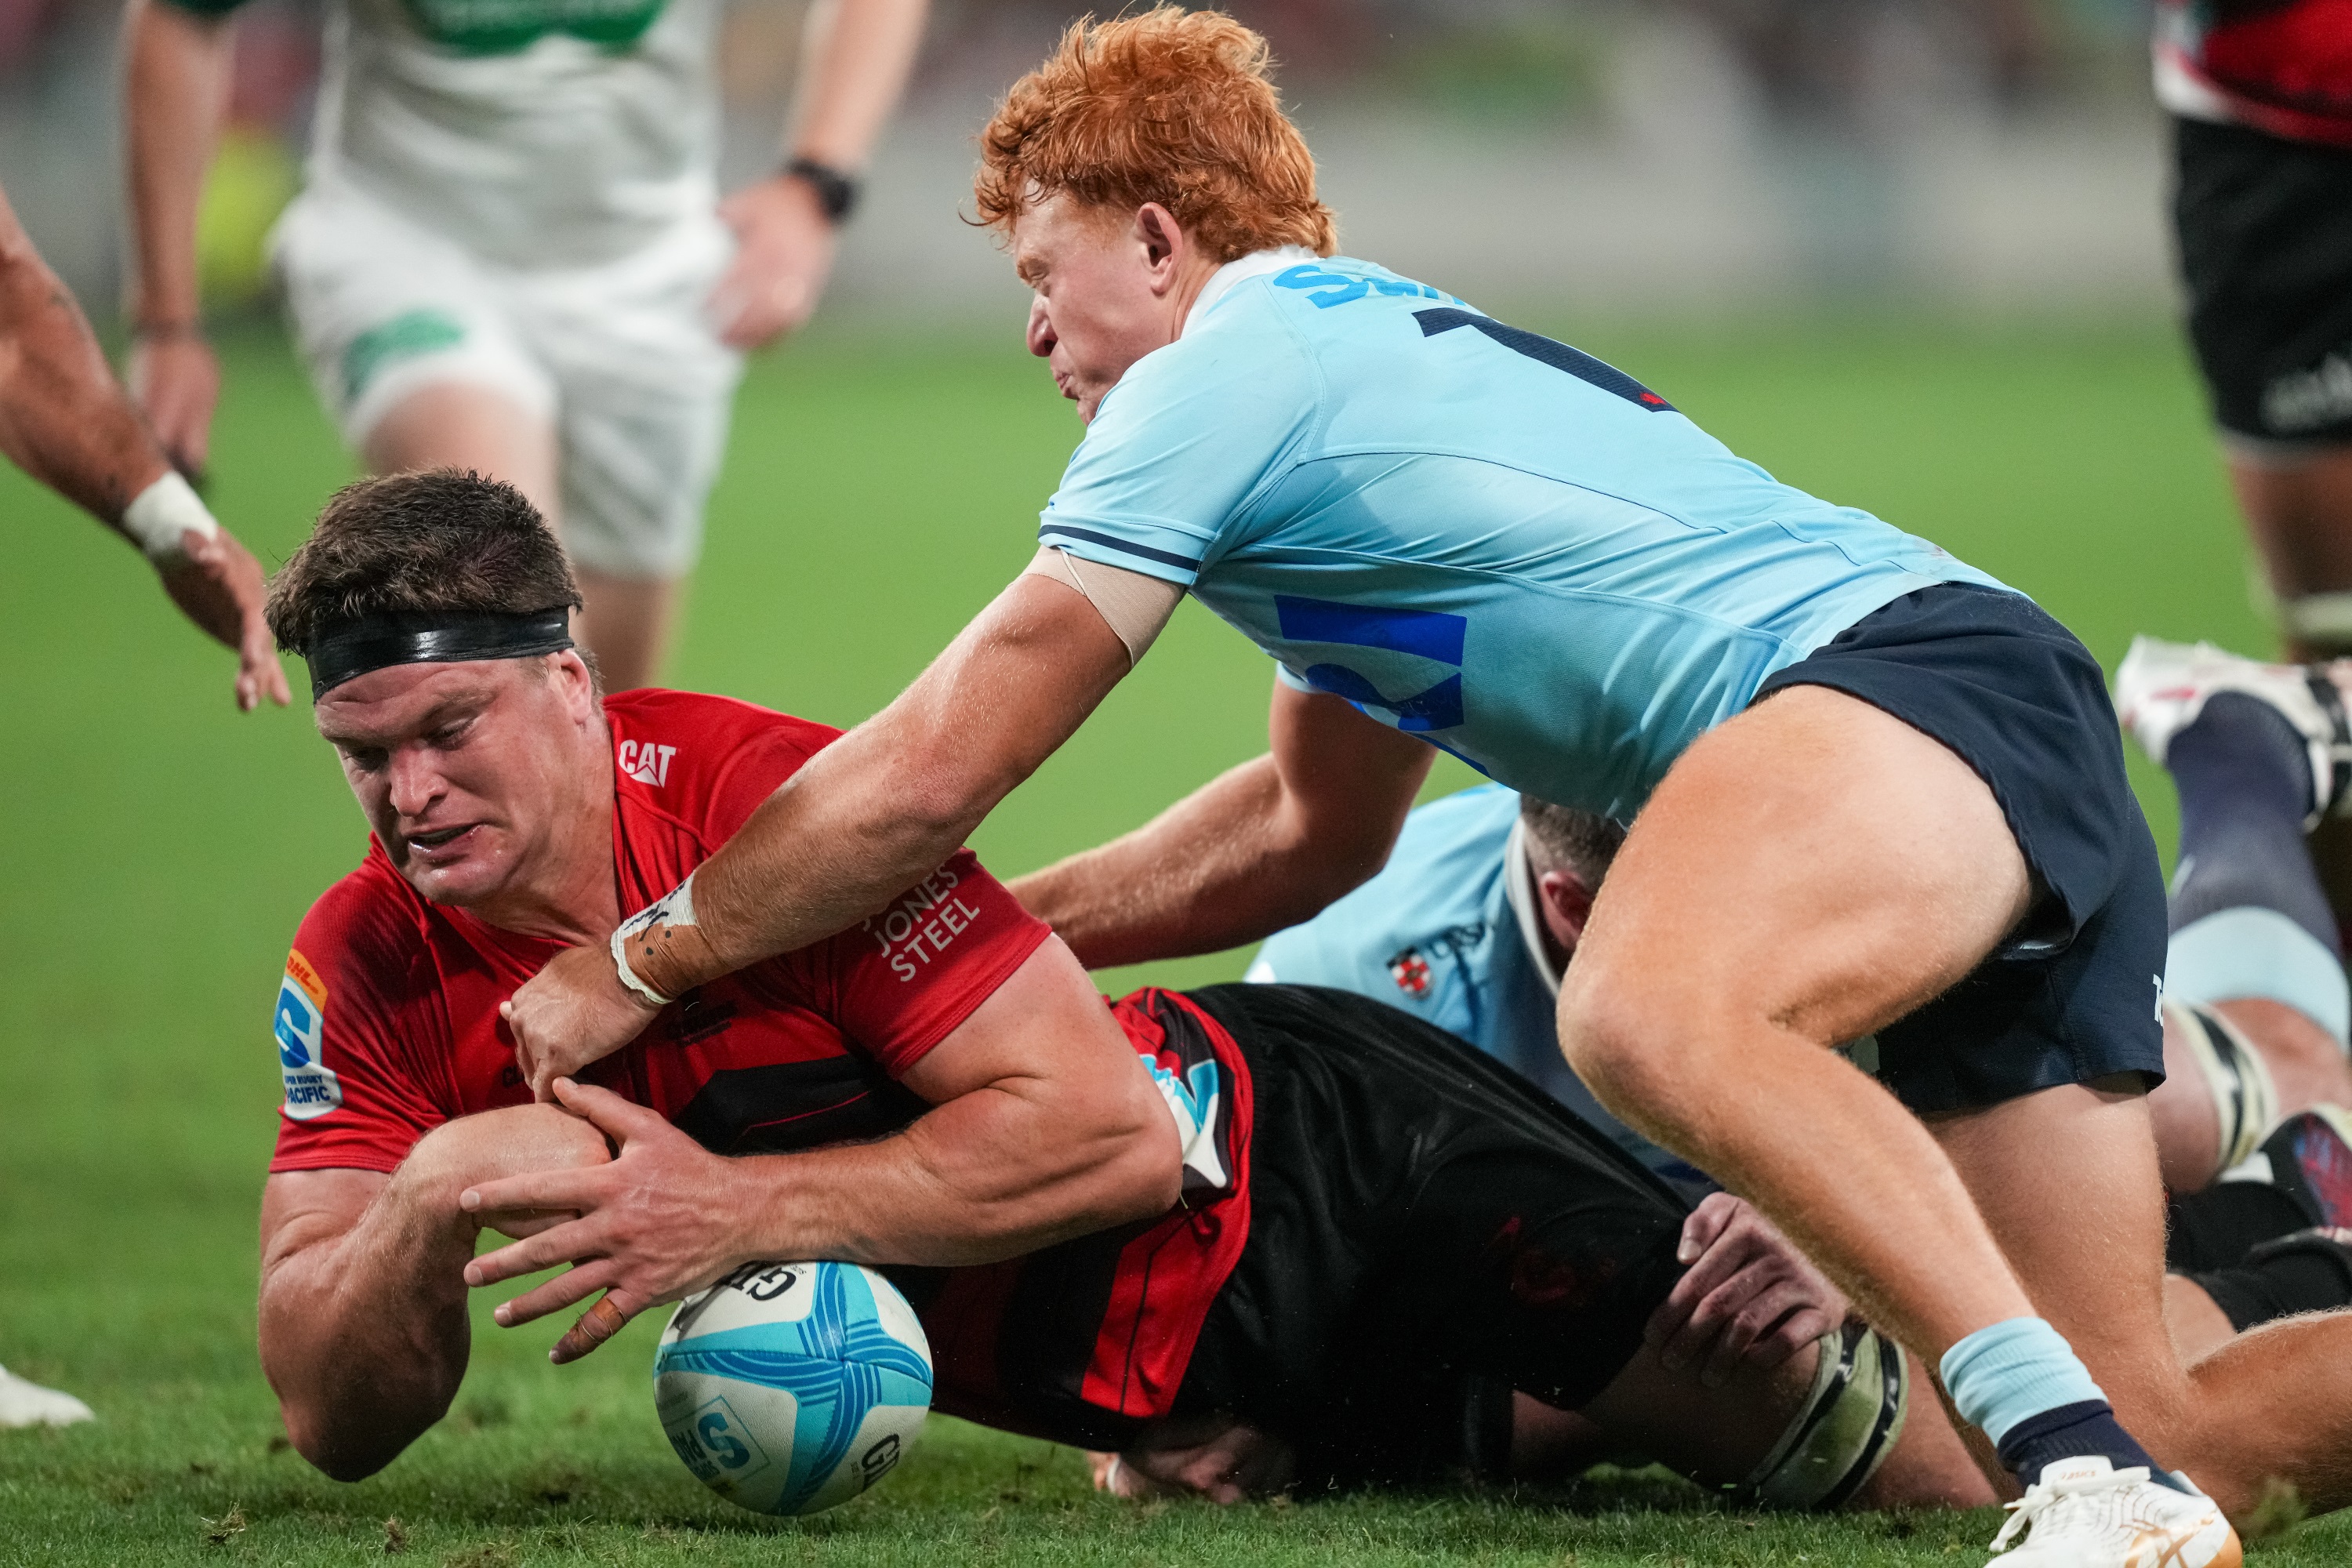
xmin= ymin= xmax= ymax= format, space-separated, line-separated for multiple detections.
xmin=305 ymin=607 xmax=575 ymax=702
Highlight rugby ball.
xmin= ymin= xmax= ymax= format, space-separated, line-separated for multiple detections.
xmin=652 ymin=1261 xmax=933 ymax=1515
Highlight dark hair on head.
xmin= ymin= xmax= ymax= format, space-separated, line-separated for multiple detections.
xmin=264 ymin=470 xmax=582 ymax=655
xmin=1519 ymin=797 xmax=1626 ymax=887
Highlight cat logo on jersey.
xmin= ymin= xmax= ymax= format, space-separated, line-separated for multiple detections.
xmin=618 ymin=738 xmax=677 ymax=786
xmin=274 ymin=949 xmax=343 ymax=1122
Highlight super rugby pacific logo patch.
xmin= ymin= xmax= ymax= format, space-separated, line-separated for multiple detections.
xmin=274 ymin=949 xmax=343 ymax=1121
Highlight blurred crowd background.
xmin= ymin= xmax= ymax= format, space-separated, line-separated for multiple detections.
xmin=2 ymin=0 xmax=2170 ymax=328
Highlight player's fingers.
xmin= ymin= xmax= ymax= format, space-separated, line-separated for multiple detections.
xmin=1677 ymin=1192 xmax=1741 ymax=1264
xmin=550 ymin=1076 xmax=672 ymax=1143
xmin=1747 ymin=1305 xmax=1838 ymax=1375
xmin=460 ymin=1177 xmax=601 ymax=1241
xmin=1658 ymin=1269 xmax=1754 ymax=1372
xmin=492 ymin=1258 xmax=616 ymax=1331
xmin=550 ymin=1289 xmax=640 ymax=1363
xmin=1652 ymin=1225 xmax=1761 ymax=1347
xmin=1701 ymin=1283 xmax=1812 ymax=1388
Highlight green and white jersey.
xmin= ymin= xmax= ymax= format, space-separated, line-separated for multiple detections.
xmin=169 ymin=0 xmax=722 ymax=266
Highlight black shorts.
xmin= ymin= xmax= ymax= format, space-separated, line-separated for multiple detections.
xmin=2174 ymin=115 xmax=2352 ymax=446
xmin=1755 ymin=583 xmax=2169 ymax=1115
xmin=1174 ymin=982 xmax=1689 ymax=1490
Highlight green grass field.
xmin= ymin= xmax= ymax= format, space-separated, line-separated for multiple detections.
xmin=1 ymin=315 xmax=2339 ymax=1565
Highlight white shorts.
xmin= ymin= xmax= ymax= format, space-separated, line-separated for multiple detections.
xmin=272 ymin=179 xmax=745 ymax=579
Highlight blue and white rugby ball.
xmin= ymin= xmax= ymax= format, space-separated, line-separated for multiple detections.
xmin=653 ymin=1260 xmax=933 ymax=1515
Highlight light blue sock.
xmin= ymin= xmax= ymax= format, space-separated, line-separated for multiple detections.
xmin=1939 ymin=1317 xmax=2107 ymax=1446
xmin=2168 ymin=906 xmax=2351 ymax=1047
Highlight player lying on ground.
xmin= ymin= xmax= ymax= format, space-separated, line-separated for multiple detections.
xmin=0 ymin=181 xmax=281 ymax=713
xmin=125 ymin=0 xmax=927 ymax=691
xmin=1249 ymin=783 xmax=2352 ymax=1363
xmin=497 ymin=12 xmax=2352 ymax=1560
xmin=252 ymin=471 xmax=1990 ymax=1509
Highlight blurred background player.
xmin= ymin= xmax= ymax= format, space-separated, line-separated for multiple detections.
xmin=0 ymin=175 xmax=285 ymax=1428
xmin=2159 ymin=0 xmax=2352 ymax=661
xmin=121 ymin=0 xmax=928 ymax=691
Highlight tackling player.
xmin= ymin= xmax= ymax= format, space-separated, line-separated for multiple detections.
xmin=251 ymin=470 xmax=1990 ymax=1511
xmin=498 ymin=13 xmax=2352 ymax=1560
xmin=0 ymin=176 xmax=285 ymax=1429
xmin=123 ymin=0 xmax=927 ymax=691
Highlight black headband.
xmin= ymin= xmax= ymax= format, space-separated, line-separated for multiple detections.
xmin=305 ymin=607 xmax=575 ymax=701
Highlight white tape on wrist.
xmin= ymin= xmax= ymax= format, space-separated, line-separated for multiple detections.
xmin=609 ymin=873 xmax=699 ymax=1009
xmin=121 ymin=470 xmax=220 ymax=562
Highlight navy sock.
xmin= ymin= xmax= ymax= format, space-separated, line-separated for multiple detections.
xmin=1996 ymin=1400 xmax=2184 ymax=1492
xmin=2167 ymin=693 xmax=2339 ymax=956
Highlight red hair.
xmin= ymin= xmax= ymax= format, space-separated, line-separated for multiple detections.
xmin=974 ymin=8 xmax=1337 ymax=262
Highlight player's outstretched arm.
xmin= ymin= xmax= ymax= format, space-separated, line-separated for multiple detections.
xmin=469 ymin=937 xmax=1181 ymax=1362
xmin=256 ymin=1106 xmax=611 ymax=1479
xmin=122 ymin=0 xmax=235 ymax=479
xmin=504 ymin=572 xmax=1131 ymax=1091
xmin=0 ymin=183 xmax=287 ymax=710
xmin=708 ymin=0 xmax=928 ymax=347
xmin=1009 ymin=678 xmax=1435 ymax=968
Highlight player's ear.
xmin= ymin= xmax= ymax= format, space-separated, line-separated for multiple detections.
xmin=550 ymin=649 xmax=601 ymax=713
xmin=1135 ymin=202 xmax=1183 ymax=280
xmin=1538 ymin=869 xmax=1598 ymax=952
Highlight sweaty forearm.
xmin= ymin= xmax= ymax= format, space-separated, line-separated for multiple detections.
xmin=0 ymin=227 xmax=168 ymax=524
xmin=259 ymin=1173 xmax=481 ymax=1479
xmin=1011 ymin=753 xmax=1379 ymax=969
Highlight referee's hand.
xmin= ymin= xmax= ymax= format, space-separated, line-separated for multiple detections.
xmin=708 ymin=174 xmax=837 ymax=350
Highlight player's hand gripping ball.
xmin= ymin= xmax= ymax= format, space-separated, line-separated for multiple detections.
xmin=654 ymin=1260 xmax=933 ymax=1515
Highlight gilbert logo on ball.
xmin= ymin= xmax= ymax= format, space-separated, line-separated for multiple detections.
xmin=653 ymin=1261 xmax=933 ymax=1515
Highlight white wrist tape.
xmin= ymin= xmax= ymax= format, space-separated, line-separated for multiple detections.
xmin=609 ymin=872 xmax=699 ymax=1009
xmin=121 ymin=470 xmax=220 ymax=562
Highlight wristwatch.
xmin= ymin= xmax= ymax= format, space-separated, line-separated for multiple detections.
xmin=782 ymin=157 xmax=860 ymax=224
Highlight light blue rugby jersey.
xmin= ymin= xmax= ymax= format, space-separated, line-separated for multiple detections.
xmin=1042 ymin=255 xmax=2011 ymax=818
xmin=1247 ymin=784 xmax=1710 ymax=1199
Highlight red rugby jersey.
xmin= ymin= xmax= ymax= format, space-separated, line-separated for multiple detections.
xmin=268 ymin=688 xmax=1251 ymax=1446
xmin=2158 ymin=0 xmax=2352 ymax=147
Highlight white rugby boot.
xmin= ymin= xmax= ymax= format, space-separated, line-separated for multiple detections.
xmin=0 ymin=1364 xmax=93 ymax=1428
xmin=1985 ymin=1457 xmax=2240 ymax=1567
xmin=2113 ymin=635 xmax=2352 ymax=828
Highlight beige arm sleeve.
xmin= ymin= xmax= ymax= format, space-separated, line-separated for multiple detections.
xmin=1021 ymin=546 xmax=1185 ymax=666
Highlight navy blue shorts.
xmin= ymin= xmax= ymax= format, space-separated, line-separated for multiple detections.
xmin=1755 ymin=583 xmax=2169 ymax=1115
